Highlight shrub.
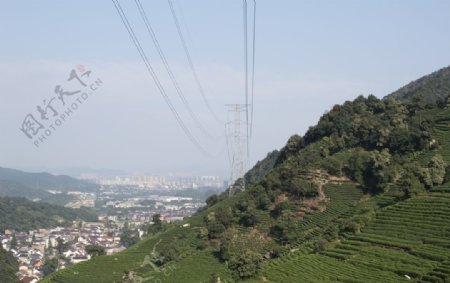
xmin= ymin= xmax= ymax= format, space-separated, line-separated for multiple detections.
xmin=428 ymin=154 xmax=447 ymax=185
xmin=195 ymin=240 xmax=207 ymax=251
xmin=159 ymin=242 xmax=181 ymax=263
xmin=228 ymin=250 xmax=263 ymax=280
xmin=206 ymin=195 xmax=219 ymax=207
xmin=444 ymin=165 xmax=450 ymax=184
xmin=271 ymin=202 xmax=290 ymax=218
xmin=314 ymin=239 xmax=329 ymax=253
xmin=239 ymin=211 xmax=260 ymax=227
xmin=341 ymin=219 xmax=361 ymax=234
xmin=207 ymin=222 xmax=226 ymax=239
xmin=215 ymin=207 xmax=234 ymax=228
xmin=85 ymin=245 xmax=106 ymax=258
xmin=398 ymin=172 xmax=424 ymax=198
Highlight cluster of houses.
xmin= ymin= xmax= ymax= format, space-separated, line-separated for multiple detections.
xmin=0 ymin=200 xmax=206 ymax=282
xmin=0 ymin=222 xmax=126 ymax=282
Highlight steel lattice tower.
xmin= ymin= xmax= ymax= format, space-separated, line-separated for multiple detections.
xmin=226 ymin=104 xmax=248 ymax=196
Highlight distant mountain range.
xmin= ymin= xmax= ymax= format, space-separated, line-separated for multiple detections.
xmin=0 ymin=167 xmax=99 ymax=205
xmin=31 ymin=166 xmax=129 ymax=179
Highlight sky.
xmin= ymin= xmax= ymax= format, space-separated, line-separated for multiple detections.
xmin=1 ymin=0 xmax=450 ymax=178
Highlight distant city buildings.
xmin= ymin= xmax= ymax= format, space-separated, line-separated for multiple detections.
xmin=80 ymin=174 xmax=223 ymax=189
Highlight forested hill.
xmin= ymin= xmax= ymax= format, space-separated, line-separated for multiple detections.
xmin=0 ymin=246 xmax=19 ymax=283
xmin=0 ymin=167 xmax=98 ymax=193
xmin=0 ymin=167 xmax=99 ymax=206
xmin=386 ymin=65 xmax=450 ymax=103
xmin=42 ymin=68 xmax=450 ymax=283
xmin=0 ymin=197 xmax=97 ymax=232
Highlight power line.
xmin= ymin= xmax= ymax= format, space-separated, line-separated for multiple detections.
xmin=250 ymin=0 xmax=256 ymax=138
xmin=243 ymin=0 xmax=250 ymax=160
xmin=243 ymin=0 xmax=256 ymax=158
xmin=134 ymin=0 xmax=213 ymax=139
xmin=167 ymin=0 xmax=222 ymax=124
xmin=111 ymin=0 xmax=211 ymax=158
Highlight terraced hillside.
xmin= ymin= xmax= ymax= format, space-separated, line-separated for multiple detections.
xmin=433 ymin=108 xmax=450 ymax=163
xmin=40 ymin=183 xmax=363 ymax=283
xmin=42 ymin=216 xmax=228 ymax=283
xmin=258 ymin=191 xmax=450 ymax=283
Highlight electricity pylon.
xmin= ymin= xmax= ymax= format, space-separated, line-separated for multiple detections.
xmin=226 ymin=104 xmax=248 ymax=196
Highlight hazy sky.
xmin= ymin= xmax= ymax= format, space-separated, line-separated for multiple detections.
xmin=1 ymin=0 xmax=450 ymax=178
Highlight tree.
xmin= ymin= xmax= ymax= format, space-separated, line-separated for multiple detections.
xmin=48 ymin=239 xmax=54 ymax=256
xmin=277 ymin=135 xmax=305 ymax=164
xmin=428 ymin=155 xmax=447 ymax=186
xmin=159 ymin=243 xmax=181 ymax=263
xmin=228 ymin=249 xmax=263 ymax=280
xmin=56 ymin=237 xmax=68 ymax=255
xmin=255 ymin=193 xmax=270 ymax=210
xmin=399 ymin=172 xmax=424 ymax=198
xmin=206 ymin=195 xmax=219 ymax=207
xmin=239 ymin=210 xmax=259 ymax=227
xmin=85 ymin=245 xmax=106 ymax=258
xmin=10 ymin=234 xmax=17 ymax=250
xmin=148 ymin=214 xmax=163 ymax=235
xmin=363 ymin=150 xmax=395 ymax=193
xmin=444 ymin=166 xmax=450 ymax=184
xmin=207 ymin=221 xmax=226 ymax=239
xmin=215 ymin=207 xmax=233 ymax=228
xmin=346 ymin=149 xmax=371 ymax=184
xmin=321 ymin=157 xmax=342 ymax=176
xmin=218 ymin=240 xmax=231 ymax=261
xmin=289 ymin=178 xmax=318 ymax=198
xmin=120 ymin=229 xmax=139 ymax=248
xmin=271 ymin=202 xmax=290 ymax=218
xmin=43 ymin=257 xmax=58 ymax=276
xmin=314 ymin=239 xmax=328 ymax=253
xmin=0 ymin=246 xmax=19 ymax=283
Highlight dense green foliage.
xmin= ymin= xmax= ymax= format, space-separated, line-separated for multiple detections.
xmin=304 ymin=94 xmax=435 ymax=154
xmin=0 ymin=179 xmax=42 ymax=199
xmin=85 ymin=245 xmax=106 ymax=258
xmin=43 ymin=257 xmax=59 ymax=277
xmin=147 ymin=214 xmax=163 ymax=235
xmin=0 ymin=167 xmax=98 ymax=193
xmin=0 ymin=197 xmax=97 ymax=231
xmin=245 ymin=150 xmax=280 ymax=184
xmin=228 ymin=249 xmax=263 ymax=280
xmin=120 ymin=222 xmax=140 ymax=248
xmin=0 ymin=246 xmax=19 ymax=283
xmin=0 ymin=167 xmax=99 ymax=206
xmin=387 ymin=65 xmax=450 ymax=103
